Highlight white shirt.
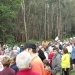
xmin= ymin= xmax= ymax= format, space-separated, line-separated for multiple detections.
xmin=66 ymin=45 xmax=72 ymax=53
xmin=44 ymin=51 xmax=48 ymax=59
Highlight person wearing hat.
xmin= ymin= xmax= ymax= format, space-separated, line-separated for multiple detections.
xmin=23 ymin=42 xmax=45 ymax=75
xmin=51 ymin=47 xmax=61 ymax=75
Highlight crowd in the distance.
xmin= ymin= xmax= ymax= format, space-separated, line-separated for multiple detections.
xmin=0 ymin=38 xmax=75 ymax=75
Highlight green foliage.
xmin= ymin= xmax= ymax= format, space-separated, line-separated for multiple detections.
xmin=27 ymin=39 xmax=38 ymax=44
xmin=71 ymin=72 xmax=75 ymax=75
xmin=6 ymin=35 xmax=15 ymax=47
xmin=0 ymin=0 xmax=75 ymax=43
xmin=0 ymin=0 xmax=21 ymax=43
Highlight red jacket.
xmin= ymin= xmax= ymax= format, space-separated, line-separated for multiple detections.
xmin=48 ymin=53 xmax=54 ymax=66
xmin=17 ymin=68 xmax=40 ymax=75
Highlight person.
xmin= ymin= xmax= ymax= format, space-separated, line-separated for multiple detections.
xmin=4 ymin=49 xmax=9 ymax=56
xmin=52 ymin=47 xmax=61 ymax=75
xmin=43 ymin=59 xmax=52 ymax=75
xmin=20 ymin=44 xmax=24 ymax=52
xmin=16 ymin=51 xmax=39 ymax=75
xmin=0 ymin=55 xmax=4 ymax=71
xmin=66 ymin=43 xmax=72 ymax=53
xmin=61 ymin=48 xmax=70 ymax=75
xmin=9 ymin=47 xmax=13 ymax=57
xmin=0 ymin=56 xmax=15 ymax=75
xmin=71 ymin=42 xmax=75 ymax=71
xmin=0 ymin=47 xmax=3 ymax=55
xmin=37 ymin=45 xmax=46 ymax=61
xmin=10 ymin=56 xmax=19 ymax=73
xmin=42 ymin=44 xmax=48 ymax=60
xmin=23 ymin=42 xmax=45 ymax=75
xmin=48 ymin=46 xmax=54 ymax=68
xmin=2 ymin=44 xmax=8 ymax=52
xmin=13 ymin=44 xmax=20 ymax=54
xmin=12 ymin=50 xmax=18 ymax=57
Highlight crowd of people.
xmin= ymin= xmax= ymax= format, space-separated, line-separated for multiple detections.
xmin=0 ymin=38 xmax=75 ymax=75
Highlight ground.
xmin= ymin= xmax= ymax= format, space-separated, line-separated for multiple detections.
xmin=71 ymin=72 xmax=75 ymax=75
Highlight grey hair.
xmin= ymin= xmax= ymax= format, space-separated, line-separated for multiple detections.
xmin=16 ymin=51 xmax=31 ymax=69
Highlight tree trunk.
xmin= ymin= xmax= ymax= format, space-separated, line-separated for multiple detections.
xmin=58 ymin=0 xmax=62 ymax=39
xmin=51 ymin=4 xmax=54 ymax=38
xmin=21 ymin=0 xmax=28 ymax=42
xmin=44 ymin=0 xmax=47 ymax=40
xmin=57 ymin=0 xmax=62 ymax=39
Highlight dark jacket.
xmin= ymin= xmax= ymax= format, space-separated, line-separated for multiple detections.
xmin=20 ymin=46 xmax=24 ymax=53
xmin=38 ymin=49 xmax=46 ymax=61
xmin=10 ymin=63 xmax=19 ymax=73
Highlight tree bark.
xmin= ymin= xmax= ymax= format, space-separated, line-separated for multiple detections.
xmin=21 ymin=0 xmax=28 ymax=42
xmin=44 ymin=0 xmax=47 ymax=40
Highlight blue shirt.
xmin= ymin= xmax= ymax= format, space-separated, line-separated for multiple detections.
xmin=71 ymin=46 xmax=75 ymax=59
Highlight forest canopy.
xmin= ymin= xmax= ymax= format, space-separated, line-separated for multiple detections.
xmin=0 ymin=0 xmax=75 ymax=44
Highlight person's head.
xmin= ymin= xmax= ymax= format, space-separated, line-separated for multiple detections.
xmin=36 ymin=45 xmax=42 ymax=52
xmin=55 ymin=43 xmax=59 ymax=48
xmin=10 ymin=56 xmax=16 ymax=65
xmin=62 ymin=48 xmax=68 ymax=54
xmin=23 ymin=42 xmax=37 ymax=55
xmin=53 ymin=47 xmax=59 ymax=55
xmin=72 ymin=42 xmax=75 ymax=47
xmin=13 ymin=44 xmax=19 ymax=50
xmin=4 ymin=49 xmax=9 ymax=56
xmin=42 ymin=44 xmax=47 ymax=51
xmin=16 ymin=52 xmax=31 ymax=70
xmin=9 ymin=47 xmax=12 ymax=51
xmin=3 ymin=44 xmax=8 ymax=48
xmin=20 ymin=44 xmax=24 ymax=47
xmin=12 ymin=50 xmax=18 ymax=56
xmin=1 ymin=56 xmax=10 ymax=67
xmin=48 ymin=46 xmax=53 ymax=53
xmin=43 ymin=59 xmax=50 ymax=68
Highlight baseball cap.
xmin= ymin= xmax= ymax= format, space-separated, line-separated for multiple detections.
xmin=24 ymin=42 xmax=36 ymax=50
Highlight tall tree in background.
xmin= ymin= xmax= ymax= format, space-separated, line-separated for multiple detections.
xmin=0 ymin=0 xmax=21 ymax=44
xmin=0 ymin=0 xmax=75 ymax=44
xmin=21 ymin=0 xmax=28 ymax=42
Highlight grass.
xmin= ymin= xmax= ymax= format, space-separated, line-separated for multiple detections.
xmin=60 ymin=70 xmax=75 ymax=75
xmin=71 ymin=72 xmax=75 ymax=75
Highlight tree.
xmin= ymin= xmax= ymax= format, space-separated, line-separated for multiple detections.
xmin=21 ymin=0 xmax=28 ymax=42
xmin=0 ymin=0 xmax=75 ymax=43
xmin=0 ymin=0 xmax=21 ymax=43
